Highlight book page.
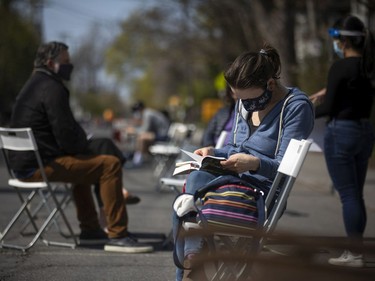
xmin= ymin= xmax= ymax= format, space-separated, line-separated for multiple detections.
xmin=175 ymin=160 xmax=198 ymax=167
xmin=173 ymin=162 xmax=200 ymax=176
xmin=180 ymin=149 xmax=204 ymax=164
xmin=179 ymin=149 xmax=235 ymax=176
xmin=180 ymin=149 xmax=226 ymax=164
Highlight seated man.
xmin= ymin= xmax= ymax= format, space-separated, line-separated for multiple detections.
xmin=129 ymin=101 xmax=171 ymax=166
xmin=9 ymin=41 xmax=152 ymax=253
xmin=172 ymin=44 xmax=315 ymax=280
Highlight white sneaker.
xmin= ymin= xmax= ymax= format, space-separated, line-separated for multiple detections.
xmin=328 ymin=250 xmax=364 ymax=268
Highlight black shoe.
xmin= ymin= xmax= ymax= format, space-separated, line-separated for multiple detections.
xmin=125 ymin=194 xmax=141 ymax=205
xmin=127 ymin=231 xmax=138 ymax=242
xmin=79 ymin=228 xmax=108 ymax=245
xmin=104 ymin=236 xmax=153 ymax=253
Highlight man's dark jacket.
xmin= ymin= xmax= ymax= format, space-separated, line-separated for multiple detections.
xmin=10 ymin=68 xmax=88 ymax=170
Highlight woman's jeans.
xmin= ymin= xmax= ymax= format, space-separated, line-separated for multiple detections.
xmin=173 ymin=170 xmax=217 ymax=281
xmin=324 ymin=119 xmax=374 ymax=245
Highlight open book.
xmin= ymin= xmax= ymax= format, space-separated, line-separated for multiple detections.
xmin=173 ymin=149 xmax=238 ymax=176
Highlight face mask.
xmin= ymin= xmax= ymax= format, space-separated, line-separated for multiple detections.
xmin=333 ymin=41 xmax=344 ymax=58
xmin=54 ymin=63 xmax=74 ymax=81
xmin=241 ymin=88 xmax=272 ymax=112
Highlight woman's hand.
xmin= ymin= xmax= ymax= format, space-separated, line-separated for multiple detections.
xmin=310 ymin=88 xmax=326 ymax=106
xmin=194 ymin=146 xmax=214 ymax=157
xmin=220 ymin=153 xmax=260 ymax=174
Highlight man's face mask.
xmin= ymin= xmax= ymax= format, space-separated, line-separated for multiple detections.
xmin=241 ymin=88 xmax=272 ymax=112
xmin=54 ymin=63 xmax=74 ymax=81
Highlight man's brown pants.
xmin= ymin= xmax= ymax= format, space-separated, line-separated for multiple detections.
xmin=23 ymin=154 xmax=128 ymax=239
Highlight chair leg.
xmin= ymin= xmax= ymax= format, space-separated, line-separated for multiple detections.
xmin=19 ymin=189 xmax=57 ymax=235
xmin=199 ymin=235 xmax=260 ymax=281
xmin=1 ymin=207 xmax=72 ymax=251
xmin=0 ymin=190 xmax=39 ymax=245
xmin=49 ymin=192 xmax=74 ymax=238
xmin=0 ymin=186 xmax=77 ymax=252
xmin=153 ymin=154 xmax=180 ymax=191
xmin=43 ymin=186 xmax=75 ymax=238
xmin=162 ymin=229 xmax=174 ymax=248
xmin=19 ymin=186 xmax=75 ymax=239
xmin=45 ymin=184 xmax=78 ymax=247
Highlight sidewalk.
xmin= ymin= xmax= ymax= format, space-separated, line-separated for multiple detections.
xmin=0 ymin=151 xmax=374 ymax=280
xmin=279 ymin=151 xmax=375 ymax=237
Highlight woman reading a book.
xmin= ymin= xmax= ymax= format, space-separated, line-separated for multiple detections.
xmin=173 ymin=43 xmax=315 ymax=281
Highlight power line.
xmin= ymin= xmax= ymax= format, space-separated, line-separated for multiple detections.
xmin=44 ymin=0 xmax=119 ymax=25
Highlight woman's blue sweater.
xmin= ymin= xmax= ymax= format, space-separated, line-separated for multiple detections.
xmin=214 ymin=87 xmax=314 ymax=190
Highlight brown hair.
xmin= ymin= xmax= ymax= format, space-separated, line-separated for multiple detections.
xmin=224 ymin=43 xmax=281 ymax=89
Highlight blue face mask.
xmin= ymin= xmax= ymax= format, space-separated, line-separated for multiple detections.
xmin=241 ymin=88 xmax=272 ymax=112
xmin=333 ymin=41 xmax=344 ymax=58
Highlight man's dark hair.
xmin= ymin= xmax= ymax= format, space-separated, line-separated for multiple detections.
xmin=131 ymin=101 xmax=145 ymax=112
xmin=34 ymin=41 xmax=68 ymax=68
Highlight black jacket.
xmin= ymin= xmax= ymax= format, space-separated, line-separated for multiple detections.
xmin=10 ymin=68 xmax=88 ymax=170
xmin=315 ymin=57 xmax=374 ymax=120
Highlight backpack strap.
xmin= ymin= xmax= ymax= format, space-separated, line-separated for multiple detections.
xmin=172 ymin=217 xmax=188 ymax=269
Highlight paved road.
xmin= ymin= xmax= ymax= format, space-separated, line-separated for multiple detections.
xmin=0 ymin=150 xmax=374 ymax=281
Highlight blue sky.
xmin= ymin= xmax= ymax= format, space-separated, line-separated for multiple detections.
xmin=42 ymin=0 xmax=157 ymax=100
xmin=42 ymin=0 xmax=153 ymax=51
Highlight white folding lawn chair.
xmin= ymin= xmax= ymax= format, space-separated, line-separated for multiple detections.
xmin=184 ymin=138 xmax=312 ymax=281
xmin=149 ymin=122 xmax=196 ymax=190
xmin=0 ymin=127 xmax=78 ymax=252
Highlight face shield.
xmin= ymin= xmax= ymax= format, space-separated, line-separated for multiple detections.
xmin=328 ymin=28 xmax=365 ymax=38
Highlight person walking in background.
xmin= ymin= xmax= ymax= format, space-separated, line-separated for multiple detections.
xmin=9 ymin=41 xmax=153 ymax=253
xmin=310 ymin=15 xmax=375 ymax=267
xmin=201 ymin=84 xmax=237 ymax=148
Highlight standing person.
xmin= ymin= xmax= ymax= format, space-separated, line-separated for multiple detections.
xmin=9 ymin=41 xmax=153 ymax=253
xmin=201 ymin=84 xmax=237 ymax=148
xmin=310 ymin=15 xmax=375 ymax=267
xmin=130 ymin=101 xmax=171 ymax=166
xmin=173 ymin=44 xmax=315 ymax=280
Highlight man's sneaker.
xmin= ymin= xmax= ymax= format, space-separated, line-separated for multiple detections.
xmin=104 ymin=236 xmax=153 ymax=253
xmin=328 ymin=250 xmax=364 ymax=268
xmin=79 ymin=228 xmax=108 ymax=245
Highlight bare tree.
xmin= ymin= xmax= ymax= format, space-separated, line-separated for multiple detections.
xmin=104 ymin=0 xmax=373 ymax=119
xmin=0 ymin=0 xmax=40 ymax=125
xmin=71 ymin=24 xmax=107 ymax=94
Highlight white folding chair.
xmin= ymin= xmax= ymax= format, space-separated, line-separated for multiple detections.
xmin=185 ymin=139 xmax=312 ymax=281
xmin=149 ymin=123 xmax=196 ymax=189
xmin=0 ymin=127 xmax=78 ymax=251
xmin=263 ymin=138 xmax=312 ymax=234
